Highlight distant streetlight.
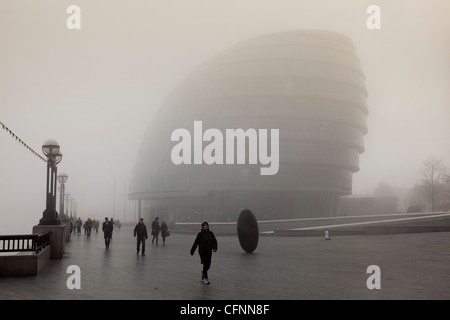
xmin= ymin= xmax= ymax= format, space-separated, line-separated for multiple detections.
xmin=57 ymin=172 xmax=68 ymax=222
xmin=70 ymin=197 xmax=75 ymax=218
xmin=39 ymin=139 xmax=62 ymax=225
xmin=65 ymin=193 xmax=71 ymax=218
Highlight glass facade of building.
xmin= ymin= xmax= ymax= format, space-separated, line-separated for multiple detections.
xmin=129 ymin=30 xmax=368 ymax=222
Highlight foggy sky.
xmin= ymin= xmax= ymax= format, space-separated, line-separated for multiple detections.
xmin=1 ymin=0 xmax=449 ymax=234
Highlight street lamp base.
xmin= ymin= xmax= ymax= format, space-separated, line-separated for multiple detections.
xmin=39 ymin=209 xmax=61 ymax=225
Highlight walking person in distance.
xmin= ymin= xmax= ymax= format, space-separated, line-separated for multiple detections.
xmin=134 ymin=218 xmax=148 ymax=256
xmin=190 ymin=221 xmax=218 ymax=285
xmin=160 ymin=220 xmax=169 ymax=246
xmin=102 ymin=217 xmax=113 ymax=249
xmin=151 ymin=217 xmax=160 ymax=245
xmin=109 ymin=217 xmax=115 ymax=240
xmin=85 ymin=218 xmax=93 ymax=238
xmin=75 ymin=217 xmax=82 ymax=234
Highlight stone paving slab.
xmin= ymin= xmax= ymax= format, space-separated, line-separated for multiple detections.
xmin=0 ymin=226 xmax=449 ymax=300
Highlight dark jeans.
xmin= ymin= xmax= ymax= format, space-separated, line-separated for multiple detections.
xmin=137 ymin=237 xmax=146 ymax=253
xmin=200 ymin=253 xmax=212 ymax=279
xmin=104 ymin=232 xmax=111 ymax=248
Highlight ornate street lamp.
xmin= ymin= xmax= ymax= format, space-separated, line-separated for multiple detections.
xmin=57 ymin=172 xmax=68 ymax=222
xmin=39 ymin=139 xmax=63 ymax=225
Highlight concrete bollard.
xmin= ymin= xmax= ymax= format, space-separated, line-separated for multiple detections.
xmin=32 ymin=224 xmax=66 ymax=259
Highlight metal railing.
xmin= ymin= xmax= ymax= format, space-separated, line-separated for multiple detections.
xmin=0 ymin=232 xmax=50 ymax=253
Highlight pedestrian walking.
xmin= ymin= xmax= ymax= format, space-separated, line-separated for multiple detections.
xmin=190 ymin=221 xmax=218 ymax=285
xmin=134 ymin=218 xmax=148 ymax=256
xmin=93 ymin=219 xmax=99 ymax=233
xmin=75 ymin=218 xmax=82 ymax=234
xmin=85 ymin=218 xmax=93 ymax=238
xmin=102 ymin=217 xmax=113 ymax=248
xmin=160 ymin=220 xmax=169 ymax=246
xmin=109 ymin=218 xmax=115 ymax=240
xmin=151 ymin=217 xmax=160 ymax=245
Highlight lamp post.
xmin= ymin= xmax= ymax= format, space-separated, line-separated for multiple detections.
xmin=39 ymin=139 xmax=62 ymax=225
xmin=57 ymin=172 xmax=73 ymax=241
xmin=70 ymin=197 xmax=74 ymax=218
xmin=33 ymin=139 xmax=66 ymax=258
xmin=57 ymin=173 xmax=68 ymax=222
xmin=65 ymin=193 xmax=71 ymax=218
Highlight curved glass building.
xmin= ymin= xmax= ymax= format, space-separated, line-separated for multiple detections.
xmin=129 ymin=30 xmax=368 ymax=222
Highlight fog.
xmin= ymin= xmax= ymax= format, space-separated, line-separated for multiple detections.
xmin=1 ymin=0 xmax=449 ymax=234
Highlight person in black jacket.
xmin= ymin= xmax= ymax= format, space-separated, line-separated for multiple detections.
xmin=109 ymin=218 xmax=115 ymax=240
xmin=160 ymin=220 xmax=169 ymax=246
xmin=151 ymin=217 xmax=160 ymax=245
xmin=85 ymin=218 xmax=93 ymax=238
xmin=134 ymin=218 xmax=148 ymax=256
xmin=102 ymin=217 xmax=113 ymax=249
xmin=190 ymin=221 xmax=218 ymax=284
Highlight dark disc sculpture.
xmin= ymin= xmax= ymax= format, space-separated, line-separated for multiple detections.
xmin=237 ymin=209 xmax=259 ymax=253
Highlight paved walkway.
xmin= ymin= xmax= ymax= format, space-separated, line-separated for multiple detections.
xmin=0 ymin=226 xmax=450 ymax=300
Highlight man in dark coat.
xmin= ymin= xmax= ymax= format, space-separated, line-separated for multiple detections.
xmin=151 ymin=217 xmax=160 ymax=245
xmin=134 ymin=218 xmax=148 ymax=256
xmin=85 ymin=218 xmax=93 ymax=238
xmin=102 ymin=217 xmax=113 ymax=248
xmin=109 ymin=217 xmax=115 ymax=240
xmin=190 ymin=221 xmax=218 ymax=284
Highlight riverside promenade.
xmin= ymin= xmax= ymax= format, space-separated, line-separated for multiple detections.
xmin=0 ymin=224 xmax=450 ymax=300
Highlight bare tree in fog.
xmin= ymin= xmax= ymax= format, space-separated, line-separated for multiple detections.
xmin=418 ymin=157 xmax=449 ymax=212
